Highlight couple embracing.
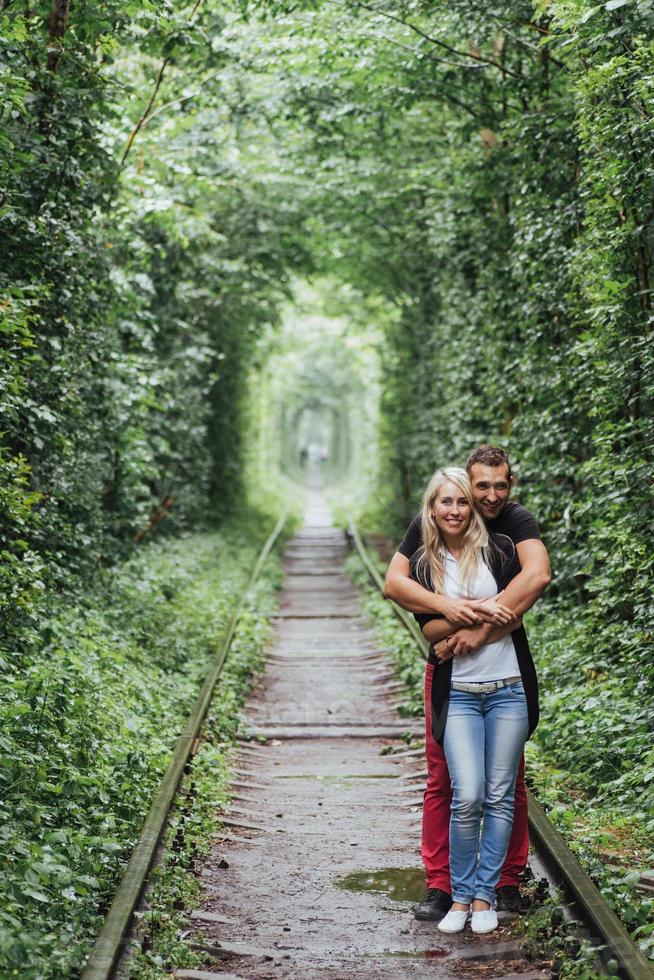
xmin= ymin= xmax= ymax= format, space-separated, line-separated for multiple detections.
xmin=384 ymin=445 xmax=551 ymax=935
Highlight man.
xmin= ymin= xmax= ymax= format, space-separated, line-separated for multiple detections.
xmin=383 ymin=445 xmax=551 ymax=920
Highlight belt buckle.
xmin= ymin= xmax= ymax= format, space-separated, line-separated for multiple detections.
xmin=479 ymin=681 xmax=498 ymax=693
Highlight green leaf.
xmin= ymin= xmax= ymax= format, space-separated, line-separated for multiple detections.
xmin=23 ymin=888 xmax=50 ymax=904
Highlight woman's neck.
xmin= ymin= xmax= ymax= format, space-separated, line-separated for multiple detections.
xmin=442 ymin=533 xmax=464 ymax=560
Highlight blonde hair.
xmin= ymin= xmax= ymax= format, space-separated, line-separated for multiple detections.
xmin=414 ymin=467 xmax=489 ymax=596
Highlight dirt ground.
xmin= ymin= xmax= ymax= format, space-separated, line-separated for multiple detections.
xmin=179 ymin=489 xmax=549 ymax=980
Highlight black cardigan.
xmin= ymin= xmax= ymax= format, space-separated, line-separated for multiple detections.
xmin=410 ymin=534 xmax=539 ymax=745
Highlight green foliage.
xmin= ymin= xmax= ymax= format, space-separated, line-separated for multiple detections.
xmin=126 ymin=584 xmax=280 ymax=978
xmin=0 ymin=0 xmax=310 ymax=629
xmin=253 ymin=280 xmax=382 ymax=495
xmin=228 ymin=0 xmax=653 ymax=945
xmin=0 ymin=514 xmax=283 ymax=977
xmin=520 ymin=895 xmax=606 ymax=979
xmin=229 ymin=0 xmax=653 ymax=660
xmin=3 ymin=0 xmax=654 ymax=968
xmin=0 ymin=291 xmax=46 ymax=641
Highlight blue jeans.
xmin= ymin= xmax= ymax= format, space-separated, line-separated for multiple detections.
xmin=443 ymin=682 xmax=529 ymax=905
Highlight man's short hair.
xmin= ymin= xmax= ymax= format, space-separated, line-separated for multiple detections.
xmin=466 ymin=445 xmax=512 ymax=480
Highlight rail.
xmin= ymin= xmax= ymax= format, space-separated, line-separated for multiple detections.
xmin=346 ymin=517 xmax=653 ymax=980
xmin=346 ymin=519 xmax=428 ymax=656
xmin=81 ymin=509 xmax=289 ymax=980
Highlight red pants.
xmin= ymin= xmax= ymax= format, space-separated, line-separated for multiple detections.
xmin=422 ymin=663 xmax=529 ymax=892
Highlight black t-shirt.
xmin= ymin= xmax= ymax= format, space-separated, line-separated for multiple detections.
xmin=397 ymin=500 xmax=540 ymax=560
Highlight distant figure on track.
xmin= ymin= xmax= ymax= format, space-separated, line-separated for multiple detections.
xmin=384 ymin=446 xmax=550 ymax=927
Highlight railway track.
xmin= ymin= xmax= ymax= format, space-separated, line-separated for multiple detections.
xmin=79 ymin=494 xmax=652 ymax=979
xmin=347 ymin=519 xmax=654 ymax=980
xmin=81 ymin=510 xmax=289 ymax=980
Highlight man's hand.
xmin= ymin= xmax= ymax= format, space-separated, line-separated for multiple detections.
xmin=438 ymin=596 xmax=515 ymax=627
xmin=438 ymin=596 xmax=492 ymax=626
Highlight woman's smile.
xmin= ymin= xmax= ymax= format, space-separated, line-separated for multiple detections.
xmin=433 ymin=479 xmax=472 ymax=538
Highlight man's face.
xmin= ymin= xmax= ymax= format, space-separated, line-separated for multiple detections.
xmin=469 ymin=463 xmax=512 ymax=521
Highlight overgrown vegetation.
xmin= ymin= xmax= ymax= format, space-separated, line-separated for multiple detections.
xmin=3 ymin=0 xmax=654 ymax=973
xmin=221 ymin=12 xmax=654 ymax=915
xmin=1 ymin=1 xmax=309 ymax=650
xmin=125 ymin=578 xmax=282 ymax=979
xmin=2 ymin=10 xmax=301 ymax=970
xmin=0 ymin=513 xmax=286 ymax=978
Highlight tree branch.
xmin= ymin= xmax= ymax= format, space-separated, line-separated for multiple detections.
xmin=360 ymin=28 xmax=486 ymax=71
xmin=120 ymin=0 xmax=204 ymax=168
xmin=346 ymin=0 xmax=527 ymax=80
xmin=138 ymin=66 xmax=227 ymax=131
xmin=134 ymin=495 xmax=175 ymax=543
xmin=492 ymin=22 xmax=569 ymax=72
xmin=357 ymin=31 xmax=523 ymax=115
xmin=121 ymin=57 xmax=171 ymax=166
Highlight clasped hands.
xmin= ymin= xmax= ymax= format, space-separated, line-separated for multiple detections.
xmin=434 ymin=595 xmax=517 ymax=662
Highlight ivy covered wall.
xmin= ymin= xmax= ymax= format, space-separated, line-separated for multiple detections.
xmin=1 ymin=1 xmax=311 ymax=649
xmin=234 ymin=0 xmax=654 ymax=674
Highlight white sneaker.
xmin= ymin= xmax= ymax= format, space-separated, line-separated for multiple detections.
xmin=471 ymin=908 xmax=498 ymax=934
xmin=437 ymin=908 xmax=469 ymax=933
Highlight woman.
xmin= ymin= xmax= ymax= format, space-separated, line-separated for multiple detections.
xmin=411 ymin=467 xmax=539 ymax=935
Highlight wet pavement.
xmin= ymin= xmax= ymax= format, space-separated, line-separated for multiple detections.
xmin=180 ymin=488 xmax=549 ymax=979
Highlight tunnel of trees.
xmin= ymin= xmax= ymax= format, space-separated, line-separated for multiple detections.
xmin=1 ymin=0 xmax=653 ymax=974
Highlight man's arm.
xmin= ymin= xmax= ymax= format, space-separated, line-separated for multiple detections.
xmin=431 ymin=616 xmax=523 ymax=662
xmin=384 ymin=553 xmax=495 ymax=626
xmin=430 ymin=537 xmax=551 ymax=656
xmin=423 ymin=618 xmax=490 ymax=653
xmin=500 ymin=539 xmax=551 ymax=616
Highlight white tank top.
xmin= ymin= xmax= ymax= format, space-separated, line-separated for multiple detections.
xmin=442 ymin=552 xmax=520 ymax=682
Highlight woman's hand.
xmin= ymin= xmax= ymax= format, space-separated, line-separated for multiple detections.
xmin=486 ymin=616 xmax=523 ymax=644
xmin=475 ymin=595 xmax=517 ymax=626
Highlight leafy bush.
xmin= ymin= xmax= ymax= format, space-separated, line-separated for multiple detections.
xmin=0 ymin=1 xmax=308 ymax=660
xmin=0 ymin=513 xmax=285 ymax=978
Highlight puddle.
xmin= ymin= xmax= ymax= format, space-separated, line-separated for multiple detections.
xmin=334 ymin=867 xmax=425 ymax=904
xmin=276 ymin=773 xmax=398 ymax=780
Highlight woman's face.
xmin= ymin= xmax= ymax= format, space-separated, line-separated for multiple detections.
xmin=432 ymin=479 xmax=472 ymax=538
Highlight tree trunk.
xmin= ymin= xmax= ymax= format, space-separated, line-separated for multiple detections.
xmin=47 ymin=0 xmax=70 ymax=73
